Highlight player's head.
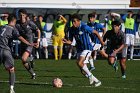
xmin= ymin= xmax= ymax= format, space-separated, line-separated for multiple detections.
xmin=8 ymin=14 xmax=17 ymax=26
xmin=38 ymin=15 xmax=43 ymax=22
xmin=18 ymin=9 xmax=27 ymax=22
xmin=71 ymin=13 xmax=81 ymax=28
xmin=112 ymin=21 xmax=121 ymax=33
xmin=88 ymin=13 xmax=96 ymax=22
xmin=127 ymin=10 xmax=133 ymax=18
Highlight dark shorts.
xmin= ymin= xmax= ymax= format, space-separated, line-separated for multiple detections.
xmin=20 ymin=45 xmax=33 ymax=55
xmin=108 ymin=49 xmax=125 ymax=59
xmin=0 ymin=48 xmax=14 ymax=69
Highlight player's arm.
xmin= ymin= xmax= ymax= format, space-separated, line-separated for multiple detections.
xmin=114 ymin=44 xmax=125 ymax=54
xmin=62 ymin=39 xmax=72 ymax=45
xmin=93 ymin=30 xmax=104 ymax=46
xmin=60 ymin=15 xmax=67 ymax=24
xmin=114 ymin=32 xmax=125 ymax=54
xmin=99 ymin=23 xmax=106 ymax=37
xmin=122 ymin=14 xmax=127 ymax=22
xmin=29 ymin=21 xmax=41 ymax=48
xmin=102 ymin=27 xmax=106 ymax=37
xmin=111 ymin=12 xmax=121 ymax=19
xmin=18 ymin=36 xmax=32 ymax=46
xmin=13 ymin=28 xmax=32 ymax=46
xmin=36 ymin=28 xmax=41 ymax=48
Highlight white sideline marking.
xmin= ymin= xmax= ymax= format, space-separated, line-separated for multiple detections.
xmin=78 ymin=86 xmax=136 ymax=91
xmin=0 ymin=81 xmax=136 ymax=91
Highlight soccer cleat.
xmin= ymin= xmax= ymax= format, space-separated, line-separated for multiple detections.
xmin=122 ymin=75 xmax=126 ymax=79
xmin=89 ymin=67 xmax=95 ymax=71
xmin=10 ymin=89 xmax=15 ymax=93
xmin=89 ymin=74 xmax=94 ymax=85
xmin=31 ymin=74 xmax=36 ymax=79
xmin=95 ymin=81 xmax=102 ymax=87
xmin=113 ymin=59 xmax=118 ymax=72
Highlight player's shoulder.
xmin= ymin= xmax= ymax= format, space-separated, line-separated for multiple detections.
xmin=119 ymin=30 xmax=125 ymax=36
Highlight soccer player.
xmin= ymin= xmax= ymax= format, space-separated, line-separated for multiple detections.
xmin=0 ymin=14 xmax=34 ymax=93
xmin=16 ymin=9 xmax=41 ymax=79
xmin=63 ymin=13 xmax=104 ymax=87
xmin=87 ymin=13 xmax=108 ymax=71
xmin=103 ymin=21 xmax=127 ymax=79
xmin=122 ymin=11 xmax=135 ymax=60
xmin=52 ymin=14 xmax=67 ymax=60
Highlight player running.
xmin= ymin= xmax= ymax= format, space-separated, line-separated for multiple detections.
xmin=0 ymin=14 xmax=34 ymax=93
xmin=63 ymin=13 xmax=104 ymax=87
xmin=103 ymin=21 xmax=127 ymax=79
xmin=16 ymin=9 xmax=41 ymax=79
xmin=87 ymin=13 xmax=108 ymax=71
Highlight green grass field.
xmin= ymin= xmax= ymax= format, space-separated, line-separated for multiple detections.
xmin=0 ymin=59 xmax=140 ymax=93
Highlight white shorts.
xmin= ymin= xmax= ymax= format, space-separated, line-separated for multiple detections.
xmin=71 ymin=38 xmax=76 ymax=46
xmin=91 ymin=43 xmax=101 ymax=51
xmin=42 ymin=38 xmax=48 ymax=47
xmin=125 ymin=34 xmax=134 ymax=45
xmin=77 ymin=50 xmax=92 ymax=64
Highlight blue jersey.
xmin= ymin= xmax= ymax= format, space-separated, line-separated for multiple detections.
xmin=87 ymin=22 xmax=104 ymax=44
xmin=69 ymin=22 xmax=93 ymax=52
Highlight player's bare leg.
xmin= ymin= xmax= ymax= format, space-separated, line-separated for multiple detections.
xmin=22 ymin=51 xmax=36 ymax=79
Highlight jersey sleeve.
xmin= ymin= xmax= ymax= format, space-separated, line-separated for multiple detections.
xmin=120 ymin=31 xmax=126 ymax=44
xmin=12 ymin=27 xmax=20 ymax=38
xmin=98 ymin=23 xmax=104 ymax=29
xmin=84 ymin=25 xmax=94 ymax=34
xmin=29 ymin=21 xmax=38 ymax=31
xmin=122 ymin=14 xmax=127 ymax=22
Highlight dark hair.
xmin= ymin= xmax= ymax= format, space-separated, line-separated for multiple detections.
xmin=112 ymin=21 xmax=121 ymax=26
xmin=38 ymin=15 xmax=43 ymax=18
xmin=18 ymin=9 xmax=27 ymax=14
xmin=71 ymin=13 xmax=82 ymax=20
xmin=8 ymin=14 xmax=16 ymax=23
xmin=88 ymin=13 xmax=96 ymax=18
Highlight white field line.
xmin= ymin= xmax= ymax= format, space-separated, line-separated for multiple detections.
xmin=0 ymin=81 xmax=136 ymax=91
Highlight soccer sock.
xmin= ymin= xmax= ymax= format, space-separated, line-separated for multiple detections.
xmin=10 ymin=85 xmax=14 ymax=90
xmin=23 ymin=62 xmax=35 ymax=75
xmin=93 ymin=51 xmax=97 ymax=60
xmin=45 ymin=48 xmax=48 ymax=59
xmin=68 ymin=53 xmax=72 ymax=59
xmin=82 ymin=64 xmax=92 ymax=77
xmin=59 ymin=46 xmax=63 ymax=60
xmin=92 ymin=75 xmax=99 ymax=82
xmin=89 ymin=58 xmax=94 ymax=68
xmin=9 ymin=71 xmax=15 ymax=89
xmin=130 ymin=46 xmax=134 ymax=59
xmin=124 ymin=47 xmax=128 ymax=58
xmin=54 ymin=46 xmax=58 ymax=60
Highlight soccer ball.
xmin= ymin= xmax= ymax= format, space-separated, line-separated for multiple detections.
xmin=52 ymin=78 xmax=63 ymax=88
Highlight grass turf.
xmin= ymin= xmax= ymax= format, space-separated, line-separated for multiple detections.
xmin=0 ymin=59 xmax=140 ymax=93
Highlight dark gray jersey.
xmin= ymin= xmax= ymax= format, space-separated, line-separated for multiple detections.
xmin=0 ymin=25 xmax=20 ymax=50
xmin=16 ymin=20 xmax=38 ymax=44
xmin=103 ymin=30 xmax=125 ymax=50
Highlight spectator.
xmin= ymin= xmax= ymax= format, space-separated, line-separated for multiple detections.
xmin=122 ymin=11 xmax=135 ymax=60
xmin=52 ymin=14 xmax=67 ymax=60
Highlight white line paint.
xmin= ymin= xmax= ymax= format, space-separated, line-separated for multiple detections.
xmin=0 ymin=81 xmax=136 ymax=91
